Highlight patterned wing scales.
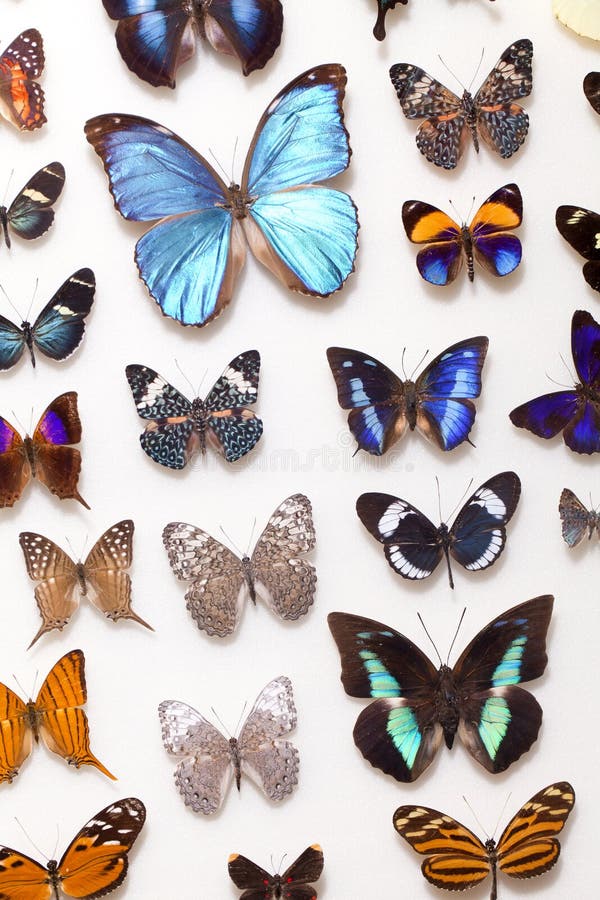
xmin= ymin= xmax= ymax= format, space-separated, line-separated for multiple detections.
xmin=239 ymin=676 xmax=299 ymax=801
xmin=204 ymin=350 xmax=263 ymax=461
xmin=158 ymin=699 xmax=233 ymax=815
xmin=449 ymin=472 xmax=521 ymax=572
xmin=205 ymin=350 xmax=261 ymax=411
xmin=251 ymin=494 xmax=317 ymax=620
xmin=84 ymin=520 xmax=152 ymax=629
xmin=0 ymin=30 xmax=46 ymax=131
xmin=475 ymin=39 xmax=533 ymax=159
xmin=125 ymin=364 xmax=196 ymax=468
xmin=18 ymin=532 xmax=79 ymax=648
xmin=559 ymin=488 xmax=598 ymax=546
xmin=162 ymin=522 xmax=245 ymax=636
xmin=0 ymin=684 xmax=31 ymax=782
xmin=7 ymin=162 xmax=65 ymax=243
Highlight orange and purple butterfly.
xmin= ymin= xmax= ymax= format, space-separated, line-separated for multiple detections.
xmin=0 ymin=649 xmax=115 ymax=784
xmin=402 ymin=183 xmax=523 ymax=286
xmin=0 ymin=30 xmax=46 ymax=132
xmin=0 ymin=797 xmax=145 ymax=899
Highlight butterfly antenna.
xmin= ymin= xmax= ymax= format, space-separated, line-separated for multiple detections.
xmin=51 ymin=824 xmax=60 ymax=863
xmin=231 ymin=136 xmax=239 ymax=184
xmin=209 ymin=148 xmax=231 ymax=184
xmin=14 ymin=818 xmax=49 ymax=862
xmin=12 ymin=673 xmax=29 ymax=699
xmin=29 ymin=406 xmax=34 ymax=435
xmin=278 ymin=852 xmax=287 ymax=873
xmin=10 ymin=409 xmax=27 ymax=435
xmin=219 ymin=525 xmax=244 ymax=558
xmin=462 ymin=797 xmax=490 ymax=840
xmin=545 ymin=372 xmax=572 ymax=389
xmin=30 ymin=668 xmax=40 ymax=701
xmin=401 ymin=347 xmax=407 ymax=380
xmin=408 ymin=349 xmax=429 ymax=381
xmin=437 ymin=54 xmax=467 ymax=93
xmin=174 ymin=359 xmax=197 ymax=399
xmin=446 ymin=478 xmax=474 ymax=524
xmin=491 ymin=793 xmax=512 ymax=842
xmin=1 ymin=168 xmax=14 ymax=205
xmin=196 ymin=367 xmax=209 ymax=398
xmin=210 ymin=706 xmax=232 ymax=738
xmin=448 ymin=197 xmax=466 ymax=225
xmin=465 ymin=195 xmax=476 ymax=225
xmin=435 ymin=476 xmax=443 ymax=523
xmin=65 ymin=534 xmax=78 ymax=561
xmin=559 ymin=353 xmax=577 ymax=385
xmin=446 ymin=608 xmax=466 ymax=665
xmin=245 ymin=517 xmax=257 ymax=556
xmin=24 ymin=278 xmax=38 ymax=324
xmin=417 ymin=613 xmax=443 ymax=667
xmin=467 ymin=47 xmax=486 ymax=93
xmin=233 ymin=700 xmax=248 ymax=738
xmin=0 ymin=282 xmax=23 ymax=319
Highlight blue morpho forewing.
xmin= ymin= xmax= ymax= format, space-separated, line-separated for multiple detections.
xmin=327 ymin=596 xmax=553 ymax=782
xmin=84 ymin=64 xmax=359 ymax=327
xmin=402 ymin=183 xmax=523 ymax=286
xmin=326 ymin=337 xmax=489 ymax=455
xmin=101 ymin=0 xmax=283 ymax=88
xmin=510 ymin=309 xmax=600 ymax=454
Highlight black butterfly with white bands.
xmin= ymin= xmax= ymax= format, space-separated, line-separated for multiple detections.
xmin=228 ymin=844 xmax=324 ymax=899
xmin=356 ymin=472 xmax=521 ymax=589
xmin=1 ymin=162 xmax=65 ymax=248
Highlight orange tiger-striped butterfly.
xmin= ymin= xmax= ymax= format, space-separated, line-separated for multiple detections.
xmin=393 ymin=783 xmax=575 ymax=899
xmin=0 ymin=797 xmax=145 ymax=898
xmin=0 ymin=649 xmax=115 ymax=783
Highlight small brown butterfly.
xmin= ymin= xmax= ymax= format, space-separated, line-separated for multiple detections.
xmin=20 ymin=520 xmax=153 ymax=648
xmin=0 ymin=392 xmax=89 ymax=508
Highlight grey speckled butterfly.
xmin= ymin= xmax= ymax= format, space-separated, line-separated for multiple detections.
xmin=559 ymin=488 xmax=600 ymax=547
xmin=162 ymin=494 xmax=316 ymax=637
xmin=158 ymin=676 xmax=299 ymax=815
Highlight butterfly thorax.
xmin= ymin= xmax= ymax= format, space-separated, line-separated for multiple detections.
xmin=190 ymin=397 xmax=209 ymax=453
xmin=242 ymin=555 xmax=257 ymax=603
xmin=577 ymin=381 xmax=600 ymax=404
xmin=224 ymin=183 xmax=252 ymax=220
xmin=25 ymin=700 xmax=43 ymax=741
xmin=0 ymin=205 xmax=8 ymax=248
xmin=461 ymin=91 xmax=479 ymax=151
xmin=460 ymin=224 xmax=475 ymax=281
xmin=20 ymin=320 xmax=37 ymax=366
xmin=229 ymin=737 xmax=242 ymax=790
xmin=438 ymin=522 xmax=451 ymax=548
xmin=435 ymin=665 xmax=461 ymax=748
xmin=76 ymin=562 xmax=88 ymax=596
xmin=403 ymin=381 xmax=419 ymax=430
xmin=23 ymin=435 xmax=37 ymax=475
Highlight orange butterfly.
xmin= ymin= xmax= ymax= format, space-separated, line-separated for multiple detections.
xmin=0 ymin=649 xmax=115 ymax=783
xmin=0 ymin=797 xmax=145 ymax=898
xmin=19 ymin=520 xmax=153 ymax=648
xmin=393 ymin=782 xmax=575 ymax=899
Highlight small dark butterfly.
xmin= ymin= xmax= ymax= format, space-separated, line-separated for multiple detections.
xmin=0 ymin=392 xmax=89 ymax=508
xmin=0 ymin=29 xmax=46 ymax=131
xmin=327 ymin=337 xmax=488 ymax=455
xmin=403 ymin=184 xmax=523 ymax=285
xmin=125 ymin=350 xmax=262 ymax=468
xmin=559 ymin=488 xmax=600 ymax=547
xmin=510 ymin=310 xmax=600 ymax=454
xmin=102 ymin=0 xmax=283 ymax=89
xmin=328 ymin=596 xmax=553 ymax=782
xmin=556 ymin=205 xmax=600 ymax=292
xmin=393 ymin=782 xmax=575 ymax=898
xmin=1 ymin=162 xmax=65 ymax=249
xmin=0 ymin=269 xmax=95 ymax=370
xmin=356 ymin=472 xmax=521 ymax=589
xmin=390 ymin=39 xmax=533 ymax=169
xmin=584 ymin=71 xmax=600 ymax=114
xmin=229 ymin=844 xmax=324 ymax=899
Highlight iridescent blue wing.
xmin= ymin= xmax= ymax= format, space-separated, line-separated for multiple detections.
xmin=125 ymin=363 xmax=195 ymax=468
xmin=373 ymin=0 xmax=407 ymax=41
xmin=453 ymin=595 xmax=553 ymax=773
xmin=572 ymin=308 xmax=600 ymax=387
xmin=0 ymin=316 xmax=25 ymax=370
xmin=204 ymin=351 xmax=263 ymax=462
xmin=401 ymin=200 xmax=463 ymax=286
xmin=509 ymin=392 xmax=580 ymax=439
xmin=326 ymin=347 xmax=407 ymax=455
xmin=470 ymin=183 xmax=523 ymax=278
xmin=204 ymin=0 xmax=282 ymax=75
xmin=85 ymin=114 xmax=243 ymax=326
xmin=31 ymin=269 xmax=95 ymax=364
xmin=415 ymin=336 xmax=489 ymax=450
xmin=6 ymin=162 xmax=65 ymax=246
xmin=242 ymin=64 xmax=359 ymax=296
xmin=449 ymin=472 xmax=521 ymax=571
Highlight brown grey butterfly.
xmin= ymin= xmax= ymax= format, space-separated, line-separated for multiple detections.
xmin=162 ymin=493 xmax=316 ymax=638
xmin=19 ymin=520 xmax=153 ymax=647
xmin=559 ymin=488 xmax=600 ymax=547
xmin=158 ymin=675 xmax=299 ymax=815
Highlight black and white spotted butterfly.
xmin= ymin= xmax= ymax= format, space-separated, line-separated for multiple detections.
xmin=163 ymin=494 xmax=316 ymax=637
xmin=229 ymin=844 xmax=324 ymax=899
xmin=1 ymin=162 xmax=65 ymax=248
xmin=559 ymin=488 xmax=600 ymax=547
xmin=389 ymin=39 xmax=533 ymax=169
xmin=356 ymin=472 xmax=521 ymax=589
xmin=0 ymin=269 xmax=95 ymax=370
xmin=125 ymin=350 xmax=262 ymax=468
xmin=158 ymin=675 xmax=299 ymax=815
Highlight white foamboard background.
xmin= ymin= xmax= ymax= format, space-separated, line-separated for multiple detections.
xmin=0 ymin=0 xmax=598 ymax=897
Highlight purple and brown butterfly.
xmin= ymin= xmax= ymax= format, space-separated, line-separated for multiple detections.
xmin=0 ymin=29 xmax=46 ymax=131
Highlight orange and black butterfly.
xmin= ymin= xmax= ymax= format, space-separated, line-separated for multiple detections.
xmin=393 ymin=782 xmax=575 ymax=899
xmin=19 ymin=520 xmax=153 ymax=648
xmin=0 ymin=649 xmax=115 ymax=783
xmin=0 ymin=30 xmax=46 ymax=131
xmin=402 ymin=184 xmax=523 ymax=286
xmin=0 ymin=797 xmax=145 ymax=898
xmin=0 ymin=392 xmax=89 ymax=508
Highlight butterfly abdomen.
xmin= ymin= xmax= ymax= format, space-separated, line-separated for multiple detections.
xmin=191 ymin=398 xmax=208 ymax=454
xmin=76 ymin=562 xmax=88 ymax=596
xmin=461 ymin=225 xmax=475 ymax=282
xmin=436 ymin=666 xmax=460 ymax=748
xmin=404 ymin=381 xmax=418 ymax=430
xmin=26 ymin=700 xmax=43 ymax=742
xmin=0 ymin=205 xmax=8 ymax=247
xmin=463 ymin=91 xmax=479 ymax=152
xmin=243 ymin=557 xmax=257 ymax=604
xmin=229 ymin=737 xmax=242 ymax=790
xmin=23 ymin=436 xmax=36 ymax=476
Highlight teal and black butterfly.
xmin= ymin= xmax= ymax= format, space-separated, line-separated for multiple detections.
xmin=0 ymin=269 xmax=95 ymax=369
xmin=1 ymin=162 xmax=65 ymax=249
xmin=328 ymin=596 xmax=553 ymax=782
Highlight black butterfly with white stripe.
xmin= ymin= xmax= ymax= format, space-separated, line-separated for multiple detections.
xmin=356 ymin=472 xmax=521 ymax=589
xmin=1 ymin=162 xmax=65 ymax=248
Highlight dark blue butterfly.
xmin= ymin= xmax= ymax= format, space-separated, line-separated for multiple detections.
xmin=102 ymin=0 xmax=283 ymax=89
xmin=85 ymin=65 xmax=359 ymax=328
xmin=1 ymin=162 xmax=65 ymax=249
xmin=327 ymin=337 xmax=489 ymax=455
xmin=510 ymin=310 xmax=600 ymax=454
xmin=328 ymin=595 xmax=553 ymax=782
xmin=356 ymin=472 xmax=521 ymax=589
xmin=0 ymin=269 xmax=95 ymax=370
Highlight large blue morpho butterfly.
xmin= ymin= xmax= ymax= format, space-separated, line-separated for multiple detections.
xmin=326 ymin=337 xmax=489 ymax=456
xmin=0 ymin=269 xmax=95 ymax=370
xmin=510 ymin=310 xmax=600 ymax=455
xmin=84 ymin=64 xmax=360 ymax=328
xmin=327 ymin=595 xmax=553 ymax=783
xmin=356 ymin=472 xmax=521 ymax=589
xmin=102 ymin=0 xmax=283 ymax=89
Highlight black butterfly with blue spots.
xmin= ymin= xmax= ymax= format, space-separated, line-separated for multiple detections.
xmin=328 ymin=596 xmax=553 ymax=783
xmin=0 ymin=269 xmax=95 ymax=370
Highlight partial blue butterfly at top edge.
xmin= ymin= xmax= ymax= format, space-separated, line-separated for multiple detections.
xmin=84 ymin=64 xmax=359 ymax=327
xmin=510 ymin=310 xmax=600 ymax=454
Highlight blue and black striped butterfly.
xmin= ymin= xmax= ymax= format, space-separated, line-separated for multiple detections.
xmin=328 ymin=596 xmax=553 ymax=782
xmin=1 ymin=162 xmax=65 ymax=249
xmin=356 ymin=472 xmax=521 ymax=589
xmin=0 ymin=269 xmax=95 ymax=370
xmin=326 ymin=337 xmax=489 ymax=456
